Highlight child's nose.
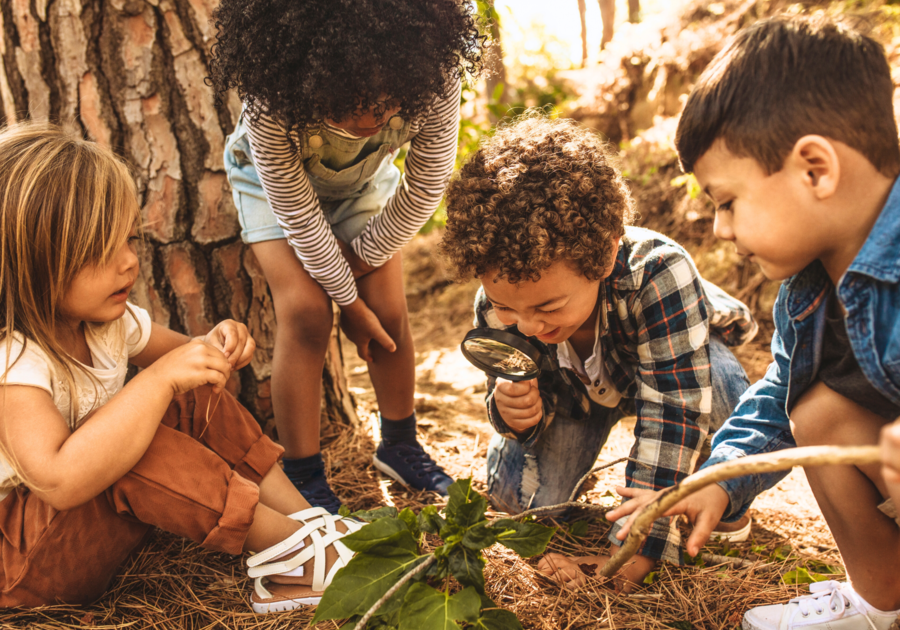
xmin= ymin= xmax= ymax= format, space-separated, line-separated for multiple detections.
xmin=516 ymin=317 xmax=544 ymax=337
xmin=713 ymin=212 xmax=734 ymax=241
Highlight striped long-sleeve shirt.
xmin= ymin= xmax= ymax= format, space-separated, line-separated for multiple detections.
xmin=243 ymin=80 xmax=461 ymax=305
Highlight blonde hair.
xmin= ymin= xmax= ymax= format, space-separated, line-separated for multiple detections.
xmin=0 ymin=122 xmax=141 ymax=480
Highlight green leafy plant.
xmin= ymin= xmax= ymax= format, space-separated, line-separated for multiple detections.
xmin=313 ymin=479 xmax=556 ymax=630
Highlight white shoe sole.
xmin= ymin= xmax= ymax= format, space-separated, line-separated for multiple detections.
xmin=712 ymin=517 xmax=752 ymax=543
xmin=372 ymin=455 xmax=410 ymax=487
xmin=252 ymin=595 xmax=322 ymax=614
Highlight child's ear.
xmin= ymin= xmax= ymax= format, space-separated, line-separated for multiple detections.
xmin=787 ymin=135 xmax=840 ymax=200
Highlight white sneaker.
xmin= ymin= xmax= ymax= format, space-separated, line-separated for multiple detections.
xmin=742 ymin=581 xmax=900 ymax=630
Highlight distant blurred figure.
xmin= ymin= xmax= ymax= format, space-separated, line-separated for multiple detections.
xmin=600 ymin=0 xmax=641 ymax=49
xmin=579 ymin=0 xmax=641 ymax=65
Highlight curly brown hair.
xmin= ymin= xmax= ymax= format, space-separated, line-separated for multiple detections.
xmin=440 ymin=114 xmax=634 ymax=284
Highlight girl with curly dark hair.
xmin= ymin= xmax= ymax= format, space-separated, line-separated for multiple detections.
xmin=209 ymin=0 xmax=483 ymax=520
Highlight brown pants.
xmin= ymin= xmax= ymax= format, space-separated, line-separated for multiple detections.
xmin=0 ymin=386 xmax=283 ymax=607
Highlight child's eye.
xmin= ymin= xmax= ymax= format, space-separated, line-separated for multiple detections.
xmin=538 ymin=307 xmax=560 ymax=314
xmin=716 ymin=201 xmax=733 ymax=212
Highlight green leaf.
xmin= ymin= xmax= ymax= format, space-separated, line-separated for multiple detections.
xmin=474 ymin=609 xmax=524 ymax=630
xmin=446 ymin=479 xmax=480 ymax=518
xmin=462 ymin=522 xmax=498 ymax=550
xmin=341 ymin=611 xmax=401 ymax=630
xmin=399 ymin=507 xmax=420 ymax=539
xmin=453 ymin=498 xmax=488 ymax=528
xmin=312 ymin=552 xmax=427 ymax=622
xmin=568 ymin=520 xmax=590 ymax=539
xmin=339 ymin=505 xmax=351 ymax=517
xmin=351 ymin=506 xmax=400 ymax=522
xmin=340 ymin=518 xmax=418 ymax=556
xmin=491 ymin=519 xmax=556 ymax=558
xmin=418 ymin=505 xmax=447 ymax=535
xmin=782 ymin=567 xmax=831 ymax=585
xmin=398 ymin=584 xmax=481 ymax=630
xmin=448 ymin=545 xmax=486 ymax=593
xmin=643 ymin=571 xmax=658 ymax=584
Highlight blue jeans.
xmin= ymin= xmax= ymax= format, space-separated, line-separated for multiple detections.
xmin=486 ymin=336 xmax=750 ymax=514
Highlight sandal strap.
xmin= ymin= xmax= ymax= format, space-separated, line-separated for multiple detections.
xmin=248 ymin=514 xmax=361 ymax=592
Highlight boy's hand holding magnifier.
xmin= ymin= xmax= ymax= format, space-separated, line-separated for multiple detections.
xmin=495 ymin=378 xmax=543 ymax=433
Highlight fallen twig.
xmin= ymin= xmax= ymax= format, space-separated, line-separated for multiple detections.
xmin=356 ymin=554 xmax=436 ymax=630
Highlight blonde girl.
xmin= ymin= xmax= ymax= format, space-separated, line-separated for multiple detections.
xmin=0 ymin=122 xmax=359 ymax=612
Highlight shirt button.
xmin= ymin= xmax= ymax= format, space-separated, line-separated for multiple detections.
xmin=308 ymin=135 xmax=324 ymax=149
xmin=389 ymin=116 xmax=403 ymax=130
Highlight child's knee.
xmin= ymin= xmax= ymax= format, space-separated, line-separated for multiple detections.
xmin=790 ymin=381 xmax=879 ymax=446
xmin=273 ymin=294 xmax=334 ymax=351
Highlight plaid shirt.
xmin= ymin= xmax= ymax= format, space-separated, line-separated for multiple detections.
xmin=475 ymin=226 xmax=757 ymax=564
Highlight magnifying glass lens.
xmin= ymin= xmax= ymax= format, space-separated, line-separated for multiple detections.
xmin=461 ymin=338 xmax=538 ymax=377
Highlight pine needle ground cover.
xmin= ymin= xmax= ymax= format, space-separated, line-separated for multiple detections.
xmin=0 ymin=405 xmax=844 ymax=630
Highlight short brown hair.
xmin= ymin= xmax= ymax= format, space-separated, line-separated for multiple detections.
xmin=440 ymin=114 xmax=634 ymax=284
xmin=676 ymin=14 xmax=900 ymax=176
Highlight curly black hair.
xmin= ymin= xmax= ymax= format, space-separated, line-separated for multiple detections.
xmin=440 ymin=113 xmax=635 ymax=284
xmin=209 ymin=0 xmax=484 ymax=135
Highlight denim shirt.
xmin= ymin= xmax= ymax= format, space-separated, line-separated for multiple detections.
xmin=704 ymin=177 xmax=900 ymax=519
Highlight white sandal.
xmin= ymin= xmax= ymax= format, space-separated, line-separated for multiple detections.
xmin=248 ymin=508 xmax=364 ymax=613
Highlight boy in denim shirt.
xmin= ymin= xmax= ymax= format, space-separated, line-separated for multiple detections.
xmin=440 ymin=115 xmax=756 ymax=590
xmin=612 ymin=15 xmax=900 ymax=628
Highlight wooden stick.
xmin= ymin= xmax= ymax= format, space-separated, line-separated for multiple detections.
xmin=356 ymin=554 xmax=436 ymax=630
xmin=599 ymin=444 xmax=881 ymax=578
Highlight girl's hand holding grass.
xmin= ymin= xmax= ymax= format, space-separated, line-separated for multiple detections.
xmin=144 ymin=339 xmax=233 ymax=396
xmin=202 ymin=319 xmax=256 ymax=370
xmin=340 ymin=297 xmax=397 ymax=362
xmin=495 ymin=378 xmax=543 ymax=433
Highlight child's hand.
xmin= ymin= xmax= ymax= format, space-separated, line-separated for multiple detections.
xmin=536 ymin=552 xmax=656 ymax=593
xmin=495 ymin=378 xmax=542 ymax=433
xmin=145 ymin=338 xmax=233 ymax=396
xmin=881 ymin=418 xmax=900 ymax=504
xmin=608 ymin=484 xmax=730 ymax=557
xmin=203 ymin=320 xmax=256 ymax=370
xmin=340 ymin=297 xmax=397 ymax=362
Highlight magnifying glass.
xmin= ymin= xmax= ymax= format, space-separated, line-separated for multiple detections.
xmin=460 ymin=328 xmax=557 ymax=381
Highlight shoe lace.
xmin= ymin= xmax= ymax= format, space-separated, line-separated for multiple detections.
xmin=395 ymin=443 xmax=442 ymax=477
xmin=788 ymin=581 xmax=877 ymax=629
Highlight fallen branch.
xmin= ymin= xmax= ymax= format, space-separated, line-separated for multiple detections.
xmin=356 ymin=554 xmax=436 ymax=630
xmin=600 ymin=444 xmax=880 ymax=577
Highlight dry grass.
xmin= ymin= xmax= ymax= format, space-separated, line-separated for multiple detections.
xmin=0 ymin=407 xmax=840 ymax=629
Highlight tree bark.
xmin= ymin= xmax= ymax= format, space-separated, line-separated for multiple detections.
xmin=0 ymin=0 xmax=359 ymax=437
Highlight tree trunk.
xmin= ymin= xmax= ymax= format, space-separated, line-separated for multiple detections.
xmin=481 ymin=0 xmax=507 ymax=122
xmin=0 ymin=0 xmax=359 ymax=437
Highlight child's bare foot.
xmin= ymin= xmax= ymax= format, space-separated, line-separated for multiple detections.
xmin=536 ymin=552 xmax=656 ymax=594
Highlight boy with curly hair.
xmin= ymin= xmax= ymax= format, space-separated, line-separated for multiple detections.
xmin=209 ymin=0 xmax=484 ymax=511
xmin=611 ymin=15 xmax=900 ymax=628
xmin=440 ymin=114 xmax=757 ymax=589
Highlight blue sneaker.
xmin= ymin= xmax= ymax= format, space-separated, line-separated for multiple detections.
xmin=294 ymin=474 xmax=342 ymax=515
xmin=373 ymin=441 xmax=454 ymax=495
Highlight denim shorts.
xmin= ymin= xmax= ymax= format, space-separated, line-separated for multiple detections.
xmin=223 ymin=126 xmax=402 ymax=245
